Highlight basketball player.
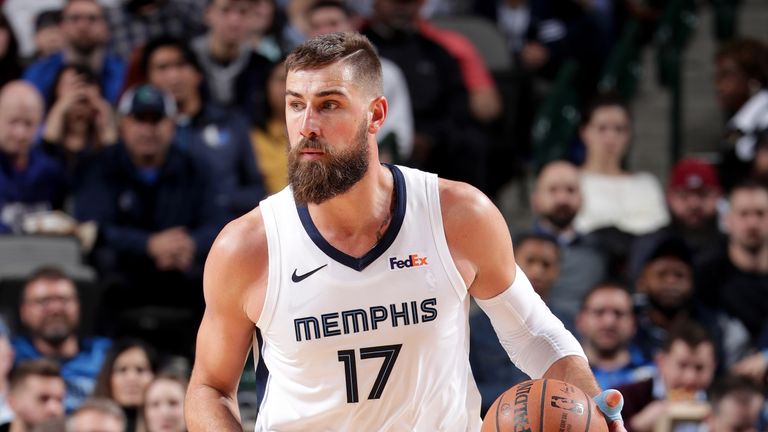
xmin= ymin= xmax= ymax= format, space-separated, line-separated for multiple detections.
xmin=185 ymin=32 xmax=626 ymax=431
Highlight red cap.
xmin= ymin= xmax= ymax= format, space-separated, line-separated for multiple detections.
xmin=668 ymin=158 xmax=720 ymax=191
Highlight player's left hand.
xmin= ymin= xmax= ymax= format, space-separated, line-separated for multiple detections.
xmin=594 ymin=389 xmax=627 ymax=432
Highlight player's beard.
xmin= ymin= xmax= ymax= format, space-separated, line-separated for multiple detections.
xmin=288 ymin=119 xmax=370 ymax=205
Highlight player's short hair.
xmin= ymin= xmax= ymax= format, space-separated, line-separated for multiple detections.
xmin=579 ymin=280 xmax=632 ymax=311
xmin=715 ymin=38 xmax=768 ymax=87
xmin=286 ymin=32 xmax=383 ymax=97
xmin=9 ymin=359 xmax=62 ymax=391
xmin=661 ymin=319 xmax=713 ymax=353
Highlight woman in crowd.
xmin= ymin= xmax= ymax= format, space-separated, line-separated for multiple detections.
xmin=41 ymin=64 xmax=117 ymax=174
xmin=574 ymin=93 xmax=669 ymax=237
xmin=251 ymin=60 xmax=288 ymax=195
xmin=94 ymin=339 xmax=160 ymax=432
xmin=142 ymin=373 xmax=188 ymax=432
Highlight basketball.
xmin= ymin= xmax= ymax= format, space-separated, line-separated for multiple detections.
xmin=481 ymin=379 xmax=609 ymax=432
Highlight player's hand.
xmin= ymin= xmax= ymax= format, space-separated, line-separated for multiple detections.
xmin=594 ymin=389 xmax=627 ymax=432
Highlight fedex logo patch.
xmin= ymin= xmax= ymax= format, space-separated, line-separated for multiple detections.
xmin=389 ymin=254 xmax=429 ymax=270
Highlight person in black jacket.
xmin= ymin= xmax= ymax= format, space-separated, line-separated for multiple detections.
xmin=141 ymin=35 xmax=265 ymax=219
xmin=74 ymin=84 xmax=226 ymax=357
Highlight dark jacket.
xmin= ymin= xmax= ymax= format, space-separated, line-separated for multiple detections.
xmin=174 ymin=103 xmax=265 ymax=219
xmin=74 ymin=142 xmax=226 ymax=275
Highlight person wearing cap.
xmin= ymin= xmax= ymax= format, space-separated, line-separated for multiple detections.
xmin=73 ymin=84 xmax=226 ymax=359
xmin=695 ymin=182 xmax=768 ymax=383
xmin=633 ymin=234 xmax=750 ymax=370
xmin=628 ymin=158 xmax=725 ymax=283
xmin=140 ymin=35 xmax=266 ymax=220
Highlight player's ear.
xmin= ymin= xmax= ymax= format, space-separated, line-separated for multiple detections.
xmin=368 ymin=96 xmax=387 ymax=134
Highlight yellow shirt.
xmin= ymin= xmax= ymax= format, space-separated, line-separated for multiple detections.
xmin=251 ymin=119 xmax=289 ymax=196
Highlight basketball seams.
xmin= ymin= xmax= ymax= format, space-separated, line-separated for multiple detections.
xmin=494 ymin=391 xmax=506 ymax=432
xmin=584 ymin=389 xmax=593 ymax=432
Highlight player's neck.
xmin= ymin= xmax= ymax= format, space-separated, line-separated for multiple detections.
xmin=308 ymin=164 xmax=395 ymax=255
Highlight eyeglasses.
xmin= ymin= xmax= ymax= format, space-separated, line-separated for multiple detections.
xmin=27 ymin=295 xmax=77 ymax=308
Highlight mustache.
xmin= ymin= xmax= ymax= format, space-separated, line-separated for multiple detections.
xmin=298 ymin=136 xmax=328 ymax=151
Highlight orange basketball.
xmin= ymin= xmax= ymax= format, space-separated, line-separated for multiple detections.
xmin=481 ymin=379 xmax=609 ymax=432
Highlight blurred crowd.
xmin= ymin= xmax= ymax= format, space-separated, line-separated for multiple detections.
xmin=0 ymin=0 xmax=765 ymax=431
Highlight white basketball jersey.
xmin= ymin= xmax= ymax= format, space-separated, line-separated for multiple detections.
xmin=255 ymin=165 xmax=482 ymax=431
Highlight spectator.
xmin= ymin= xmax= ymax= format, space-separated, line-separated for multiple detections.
xmin=32 ymin=10 xmax=64 ymax=61
xmin=246 ymin=0 xmax=286 ymax=61
xmin=697 ymin=182 xmax=768 ymax=341
xmin=530 ymin=160 xmax=608 ymax=323
xmin=250 ymin=60 xmax=288 ymax=195
xmin=141 ymin=374 xmax=187 ymax=432
xmin=629 ymin=158 xmax=725 ymax=282
xmin=67 ymin=398 xmax=125 ymax=432
xmin=575 ymin=282 xmax=652 ymax=390
xmin=23 ymin=0 xmax=126 ymax=105
xmin=0 ymin=320 xmax=13 ymax=425
xmin=12 ymin=268 xmax=111 ymax=413
xmin=74 ymin=85 xmax=225 ymax=356
xmin=633 ymin=235 xmax=750 ymax=369
xmin=574 ymin=93 xmax=669 ymax=236
xmin=2 ymin=359 xmax=65 ymax=432
xmin=362 ymin=0 xmax=488 ymax=188
xmin=512 ymin=232 xmax=560 ymax=304
xmin=704 ymin=375 xmax=764 ymax=432
xmin=1 ymin=1 xmax=63 ymax=60
xmin=142 ymin=36 xmax=265 ymax=219
xmin=40 ymin=64 xmax=117 ymax=175
xmin=93 ymin=339 xmax=158 ymax=432
xmin=0 ymin=81 xmax=67 ymax=235
xmin=305 ymin=0 xmax=414 ymax=163
xmin=0 ymin=13 xmax=22 ymax=89
xmin=714 ymin=38 xmax=768 ymax=192
xmin=104 ymin=0 xmax=207 ymax=61
xmin=191 ymin=0 xmax=274 ymax=125
xmin=618 ymin=320 xmax=717 ymax=432
xmin=418 ymin=16 xmax=502 ymax=124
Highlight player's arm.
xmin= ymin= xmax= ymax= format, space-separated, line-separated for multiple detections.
xmin=185 ymin=211 xmax=269 ymax=432
xmin=441 ymin=180 xmax=585 ymax=378
xmin=441 ymin=181 xmax=625 ymax=431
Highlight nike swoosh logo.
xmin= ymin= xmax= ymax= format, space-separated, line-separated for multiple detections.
xmin=292 ymin=264 xmax=328 ymax=283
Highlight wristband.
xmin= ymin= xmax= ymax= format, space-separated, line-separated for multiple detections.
xmin=594 ymin=389 xmax=624 ymax=422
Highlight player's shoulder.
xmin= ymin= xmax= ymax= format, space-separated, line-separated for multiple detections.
xmin=208 ymin=207 xmax=268 ymax=272
xmin=437 ymin=178 xmax=498 ymax=224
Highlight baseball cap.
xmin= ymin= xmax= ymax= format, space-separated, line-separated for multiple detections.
xmin=117 ymin=84 xmax=177 ymax=119
xmin=668 ymin=158 xmax=720 ymax=191
xmin=642 ymin=234 xmax=692 ymax=268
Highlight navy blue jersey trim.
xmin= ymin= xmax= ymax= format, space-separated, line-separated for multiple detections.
xmin=297 ymin=164 xmax=407 ymax=272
